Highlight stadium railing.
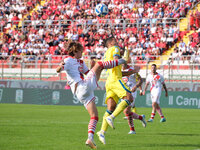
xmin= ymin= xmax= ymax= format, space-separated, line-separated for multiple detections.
xmin=0 ymin=55 xmax=199 ymax=82
xmin=0 ymin=18 xmax=186 ymax=32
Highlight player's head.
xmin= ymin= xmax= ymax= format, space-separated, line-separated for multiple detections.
xmin=105 ymin=37 xmax=117 ymax=48
xmin=67 ymin=42 xmax=83 ymax=58
xmin=151 ymin=64 xmax=157 ymax=74
xmin=120 ymin=47 xmax=125 ymax=56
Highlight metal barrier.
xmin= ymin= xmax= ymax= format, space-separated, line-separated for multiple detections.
xmin=0 ymin=18 xmax=182 ymax=32
xmin=0 ymin=55 xmax=199 ymax=82
xmin=2 ymin=0 xmax=200 ymax=33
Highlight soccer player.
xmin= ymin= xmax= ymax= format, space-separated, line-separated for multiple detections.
xmin=121 ymin=63 xmax=147 ymax=134
xmin=56 ymin=42 xmax=126 ymax=149
xmin=97 ymin=37 xmax=140 ymax=144
xmin=142 ymin=64 xmax=168 ymax=122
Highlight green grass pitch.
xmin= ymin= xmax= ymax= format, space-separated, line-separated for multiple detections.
xmin=0 ymin=104 xmax=200 ymax=150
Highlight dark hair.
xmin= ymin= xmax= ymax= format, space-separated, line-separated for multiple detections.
xmin=104 ymin=37 xmax=115 ymax=48
xmin=152 ymin=64 xmax=157 ymax=67
xmin=65 ymin=42 xmax=83 ymax=56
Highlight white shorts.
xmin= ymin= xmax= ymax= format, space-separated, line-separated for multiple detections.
xmin=75 ymin=70 xmax=98 ymax=108
xmin=150 ymin=90 xmax=161 ymax=104
xmin=130 ymin=91 xmax=137 ymax=107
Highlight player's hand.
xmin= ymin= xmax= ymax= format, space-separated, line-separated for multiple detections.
xmin=59 ymin=61 xmax=65 ymax=68
xmin=60 ymin=61 xmax=65 ymax=66
xmin=142 ymin=91 xmax=145 ymax=96
xmin=165 ymin=92 xmax=168 ymax=97
xmin=139 ymin=90 xmax=143 ymax=96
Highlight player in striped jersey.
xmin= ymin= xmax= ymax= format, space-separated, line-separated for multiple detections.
xmin=121 ymin=63 xmax=146 ymax=134
xmin=56 ymin=42 xmax=126 ymax=149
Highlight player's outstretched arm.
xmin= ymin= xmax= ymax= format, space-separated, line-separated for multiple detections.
xmin=142 ymin=82 xmax=149 ymax=95
xmin=131 ymin=73 xmax=143 ymax=93
xmin=136 ymin=74 xmax=143 ymax=95
xmin=122 ymin=66 xmax=140 ymax=76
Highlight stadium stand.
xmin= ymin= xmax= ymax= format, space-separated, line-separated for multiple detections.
xmin=0 ymin=0 xmax=200 ymax=81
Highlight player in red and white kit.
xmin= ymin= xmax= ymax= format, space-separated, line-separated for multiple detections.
xmin=122 ymin=64 xmax=146 ymax=134
xmin=56 ymin=42 xmax=126 ymax=149
xmin=143 ymin=64 xmax=168 ymax=122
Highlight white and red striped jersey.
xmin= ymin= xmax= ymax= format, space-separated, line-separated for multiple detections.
xmin=122 ymin=65 xmax=137 ymax=89
xmin=63 ymin=56 xmax=89 ymax=94
xmin=146 ymin=72 xmax=164 ymax=92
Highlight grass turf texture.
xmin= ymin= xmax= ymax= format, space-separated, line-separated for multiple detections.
xmin=0 ymin=104 xmax=200 ymax=150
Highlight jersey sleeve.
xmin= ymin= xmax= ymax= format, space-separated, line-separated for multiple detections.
xmin=112 ymin=46 xmax=120 ymax=58
xmin=64 ymin=59 xmax=70 ymax=71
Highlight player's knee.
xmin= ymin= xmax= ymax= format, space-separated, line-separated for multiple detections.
xmin=152 ymin=102 xmax=157 ymax=107
xmin=90 ymin=114 xmax=98 ymax=118
xmin=107 ymin=105 xmax=116 ymax=111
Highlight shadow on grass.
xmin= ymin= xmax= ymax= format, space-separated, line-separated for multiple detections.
xmin=104 ymin=143 xmax=200 ymax=149
xmin=141 ymin=143 xmax=200 ymax=148
xmin=156 ymin=133 xmax=200 ymax=136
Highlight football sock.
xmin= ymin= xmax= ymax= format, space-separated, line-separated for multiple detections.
xmin=97 ymin=58 xmax=125 ymax=69
xmin=156 ymin=107 xmax=164 ymax=118
xmin=138 ymin=115 xmax=143 ymax=120
xmin=151 ymin=112 xmax=155 ymax=119
xmin=88 ymin=116 xmax=98 ymax=140
xmin=111 ymin=99 xmax=130 ymax=119
xmin=127 ymin=112 xmax=135 ymax=131
xmin=132 ymin=112 xmax=139 ymax=119
xmin=101 ymin=110 xmax=112 ymax=132
xmin=132 ymin=112 xmax=143 ymax=120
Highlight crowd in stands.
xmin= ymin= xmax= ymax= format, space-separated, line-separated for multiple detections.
xmin=170 ymin=28 xmax=200 ymax=64
xmin=190 ymin=9 xmax=200 ymax=29
xmin=0 ymin=0 xmax=199 ymax=66
xmin=0 ymin=0 xmax=41 ymax=29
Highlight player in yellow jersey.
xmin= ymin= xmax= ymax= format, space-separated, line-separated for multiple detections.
xmin=97 ymin=37 xmax=139 ymax=144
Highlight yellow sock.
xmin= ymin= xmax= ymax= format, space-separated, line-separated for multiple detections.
xmin=132 ymin=107 xmax=137 ymax=113
xmin=101 ymin=111 xmax=111 ymax=132
xmin=112 ymin=100 xmax=130 ymax=118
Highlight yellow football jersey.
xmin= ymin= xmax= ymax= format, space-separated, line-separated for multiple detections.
xmin=104 ymin=46 xmax=122 ymax=81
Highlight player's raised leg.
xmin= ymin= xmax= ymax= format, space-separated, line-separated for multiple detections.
xmin=92 ymin=58 xmax=126 ymax=81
